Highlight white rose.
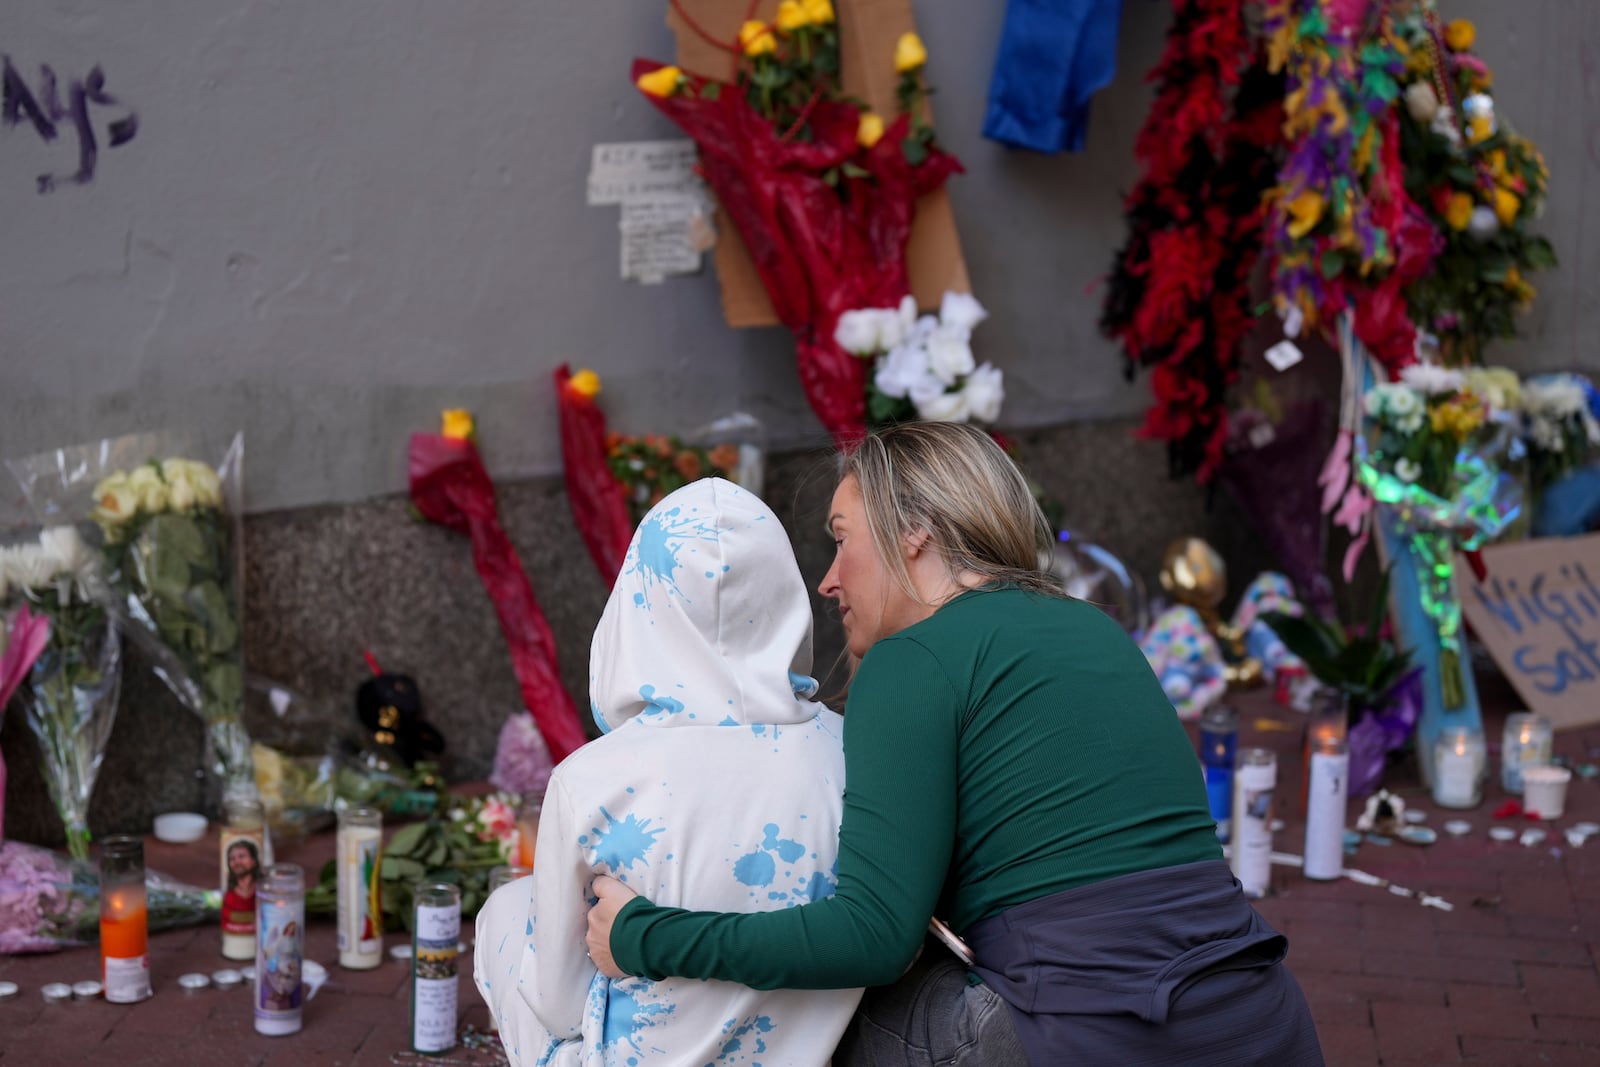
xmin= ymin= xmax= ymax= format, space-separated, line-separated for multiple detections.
xmin=1404 ymin=82 xmax=1439 ymax=122
xmin=873 ymin=343 xmax=932 ymax=399
xmin=938 ymin=291 xmax=988 ymax=339
xmin=834 ymin=309 xmax=886 ymax=356
xmin=886 ymin=295 xmax=918 ymax=351
xmin=907 ymin=370 xmax=948 ymax=409
xmin=962 ymin=362 xmax=1005 ymax=423
xmin=916 ymin=387 xmax=971 ymax=423
xmin=925 ymin=325 xmax=975 ymax=386
xmin=91 ymin=472 xmax=139 ymax=528
xmin=167 ymin=471 xmax=197 ymax=511
xmin=178 ymin=459 xmax=223 ymax=509
xmin=127 ymin=464 xmax=169 ymax=515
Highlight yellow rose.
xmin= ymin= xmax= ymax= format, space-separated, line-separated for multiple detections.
xmin=1284 ymin=189 xmax=1325 ymax=240
xmin=1494 ymin=187 xmax=1521 ymax=226
xmin=162 ymin=459 xmax=198 ymax=511
xmin=1444 ymin=192 xmax=1474 ymax=231
xmin=857 ymin=111 xmax=885 ymax=149
xmin=187 ymin=460 xmax=223 ymax=509
xmin=1445 ymin=19 xmax=1475 ymax=52
xmin=635 ymin=65 xmax=684 ymax=98
xmin=126 ymin=464 xmax=169 ymax=515
xmin=894 ymin=32 xmax=927 ymax=74
xmin=91 ymin=472 xmax=138 ymax=528
xmin=776 ymin=0 xmax=808 ymax=32
xmin=803 ymin=0 xmax=835 ymax=24
xmin=739 ymin=21 xmax=776 ymax=57
xmin=441 ymin=408 xmax=476 ymax=441
xmin=569 ymin=369 xmax=602 ymax=400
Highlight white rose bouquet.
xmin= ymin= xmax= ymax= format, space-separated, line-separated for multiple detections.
xmin=835 ymin=291 xmax=1005 ymax=428
xmin=0 ymin=526 xmax=122 ymax=861
xmin=9 ymin=432 xmax=252 ymax=799
xmin=1518 ymin=373 xmax=1600 ymax=493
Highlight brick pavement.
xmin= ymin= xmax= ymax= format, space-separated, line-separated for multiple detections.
xmin=2 ymin=678 xmax=1597 ymax=1065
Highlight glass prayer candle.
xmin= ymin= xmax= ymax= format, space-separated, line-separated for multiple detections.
xmin=1501 ymin=713 xmax=1553 ymax=795
xmin=514 ymin=793 xmax=543 ymax=870
xmin=255 ymin=863 xmax=306 ymax=1036
xmin=221 ymin=796 xmax=267 ymax=959
xmin=337 ymin=807 xmax=384 ymax=970
xmin=1433 ymin=726 xmax=1486 ymax=809
xmin=100 ymin=835 xmax=151 ymax=1003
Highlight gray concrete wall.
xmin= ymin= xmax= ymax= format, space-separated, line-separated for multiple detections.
xmin=2 ymin=1 xmax=1591 ymax=515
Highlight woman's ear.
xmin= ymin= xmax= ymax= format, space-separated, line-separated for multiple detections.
xmin=903 ymin=527 xmax=932 ymax=558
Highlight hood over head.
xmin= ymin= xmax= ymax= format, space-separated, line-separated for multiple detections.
xmin=589 ymin=477 xmax=821 ymax=733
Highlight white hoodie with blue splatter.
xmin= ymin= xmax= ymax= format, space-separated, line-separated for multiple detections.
xmin=474 ymin=477 xmax=861 ymax=1066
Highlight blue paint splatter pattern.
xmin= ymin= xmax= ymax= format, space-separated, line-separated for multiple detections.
xmin=706 ymin=1013 xmax=776 ymax=1065
xmin=583 ymin=807 xmax=665 ymax=877
xmin=624 ymin=507 xmax=721 ymax=611
xmin=730 ymin=823 xmax=836 ymax=905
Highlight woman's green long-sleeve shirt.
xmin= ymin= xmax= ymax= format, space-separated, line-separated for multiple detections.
xmin=611 ymin=586 xmax=1222 ymax=989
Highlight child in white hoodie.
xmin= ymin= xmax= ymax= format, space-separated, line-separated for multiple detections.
xmin=474 ymin=477 xmax=862 ymax=1066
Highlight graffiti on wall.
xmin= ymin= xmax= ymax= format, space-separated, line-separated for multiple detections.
xmin=2 ymin=56 xmax=138 ymax=193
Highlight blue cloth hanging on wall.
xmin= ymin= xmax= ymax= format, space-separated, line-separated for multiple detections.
xmin=982 ymin=0 xmax=1125 ymax=153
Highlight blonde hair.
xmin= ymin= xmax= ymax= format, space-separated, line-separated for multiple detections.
xmin=840 ymin=422 xmax=1061 ymax=602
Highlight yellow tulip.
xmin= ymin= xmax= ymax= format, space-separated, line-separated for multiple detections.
xmin=1444 ymin=191 xmax=1475 ymax=231
xmin=894 ymin=32 xmax=927 ymax=74
xmin=740 ymin=20 xmax=776 ymax=56
xmin=1445 ymin=19 xmax=1476 ymax=52
xmin=636 ymin=65 xmax=684 ymax=98
xmin=857 ymin=111 xmax=885 ymax=149
xmin=776 ymin=0 xmax=808 ymax=33
xmin=803 ymin=0 xmax=835 ymax=24
xmin=569 ymin=369 xmax=602 ymax=400
xmin=441 ymin=409 xmax=476 ymax=441
xmin=1284 ymin=189 xmax=1325 ymax=240
xmin=1494 ymin=187 xmax=1521 ymax=226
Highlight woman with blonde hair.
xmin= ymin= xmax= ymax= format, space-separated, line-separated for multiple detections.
xmin=588 ymin=422 xmax=1322 ymax=1065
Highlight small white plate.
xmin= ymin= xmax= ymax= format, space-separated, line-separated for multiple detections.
xmin=153 ymin=812 xmax=208 ymax=844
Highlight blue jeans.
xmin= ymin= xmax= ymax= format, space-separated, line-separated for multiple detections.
xmin=834 ymin=945 xmax=1030 ymax=1067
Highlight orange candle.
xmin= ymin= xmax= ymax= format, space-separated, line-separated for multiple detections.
xmin=101 ymin=888 xmax=149 ymax=959
xmin=515 ymin=816 xmax=538 ymax=870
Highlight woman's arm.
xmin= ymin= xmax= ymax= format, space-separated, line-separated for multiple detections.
xmin=592 ymin=637 xmax=961 ymax=989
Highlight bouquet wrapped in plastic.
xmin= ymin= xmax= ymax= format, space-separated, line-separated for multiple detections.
xmin=633 ymin=2 xmax=962 ymax=442
xmin=0 ymin=527 xmax=123 ymax=860
xmin=1 ymin=601 xmax=52 ymax=841
xmin=0 ymin=839 xmax=219 ymax=955
xmin=10 ymin=431 xmax=254 ymax=797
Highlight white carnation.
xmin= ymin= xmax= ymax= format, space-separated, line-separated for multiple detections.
xmin=835 ymin=309 xmax=888 ymax=356
xmin=962 ymin=362 xmax=1005 ymax=423
xmin=925 ymin=325 xmax=976 ymax=386
xmin=937 ymin=291 xmax=988 ymax=339
xmin=874 ymin=343 xmax=932 ymax=399
xmin=916 ymin=387 xmax=971 ymax=423
xmin=1399 ymin=363 xmax=1465 ymax=397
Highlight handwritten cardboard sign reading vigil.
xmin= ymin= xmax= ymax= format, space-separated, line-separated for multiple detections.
xmin=1459 ymin=533 xmax=1600 ymax=730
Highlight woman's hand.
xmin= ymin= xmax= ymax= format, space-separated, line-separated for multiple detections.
xmin=586 ymin=875 xmax=638 ymax=978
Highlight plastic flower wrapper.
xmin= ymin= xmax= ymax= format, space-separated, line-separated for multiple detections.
xmin=409 ymin=408 xmax=588 ymax=764
xmin=1519 ymin=373 xmax=1600 ymax=494
xmin=306 ymin=791 xmax=521 ymax=931
xmin=0 ymin=839 xmax=220 ymax=955
xmin=0 ymin=527 xmax=123 ymax=861
xmin=1 ymin=601 xmax=52 ymax=842
xmin=556 ymin=366 xmax=635 ymax=587
xmin=8 ymin=431 xmax=253 ymax=798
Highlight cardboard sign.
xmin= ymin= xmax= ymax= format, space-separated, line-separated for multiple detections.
xmin=663 ymin=0 xmax=970 ymax=327
xmin=1459 ymin=533 xmax=1600 ymax=730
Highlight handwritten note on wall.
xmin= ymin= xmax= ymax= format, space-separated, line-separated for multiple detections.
xmin=1459 ymin=533 xmax=1600 ymax=730
xmin=587 ymin=140 xmax=710 ymax=285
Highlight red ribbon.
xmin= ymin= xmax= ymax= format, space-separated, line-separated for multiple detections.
xmin=408 ymin=432 xmax=588 ymax=762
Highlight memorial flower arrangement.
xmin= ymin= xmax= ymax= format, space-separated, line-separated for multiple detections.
xmin=0 ymin=527 xmax=122 ymax=861
xmin=87 ymin=449 xmax=254 ymax=796
xmin=834 ymin=290 xmax=1003 ymax=427
xmin=0 ymin=839 xmax=219 ymax=955
xmin=1517 ymin=374 xmax=1600 ymax=494
xmin=1394 ymin=13 xmax=1555 ymax=364
xmin=1363 ymin=363 xmax=1495 ymax=498
xmin=634 ymin=7 xmax=962 ymax=442
xmin=306 ymin=791 xmax=522 ymax=931
xmin=606 ymin=433 xmax=741 ymax=523
xmin=409 ymin=409 xmax=588 ymax=767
